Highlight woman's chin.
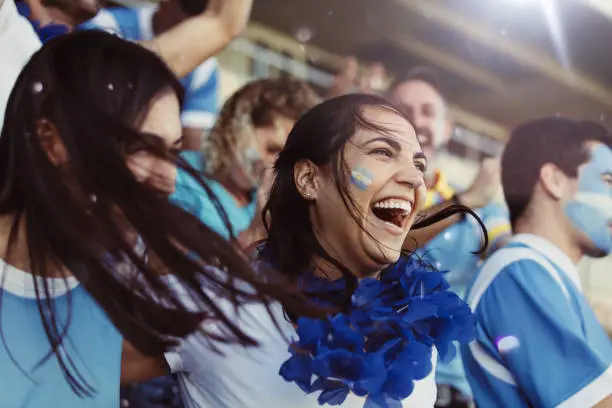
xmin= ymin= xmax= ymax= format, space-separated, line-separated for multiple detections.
xmin=363 ymin=241 xmax=403 ymax=269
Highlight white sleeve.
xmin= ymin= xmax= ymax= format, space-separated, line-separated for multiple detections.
xmin=0 ymin=0 xmax=40 ymax=136
xmin=164 ymin=350 xmax=184 ymax=373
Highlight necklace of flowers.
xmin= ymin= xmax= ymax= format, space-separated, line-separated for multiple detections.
xmin=279 ymin=256 xmax=475 ymax=408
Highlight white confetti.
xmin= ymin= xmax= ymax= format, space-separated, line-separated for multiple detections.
xmin=31 ymin=82 xmax=44 ymax=94
xmin=294 ymin=26 xmax=314 ymax=44
xmin=496 ymin=336 xmax=520 ymax=353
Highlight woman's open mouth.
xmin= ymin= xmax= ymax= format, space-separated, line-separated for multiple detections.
xmin=371 ymin=198 xmax=413 ymax=231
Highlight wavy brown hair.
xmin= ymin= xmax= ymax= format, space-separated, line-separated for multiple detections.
xmin=204 ymin=77 xmax=320 ymax=176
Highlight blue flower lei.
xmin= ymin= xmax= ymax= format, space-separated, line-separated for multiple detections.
xmin=279 ymin=256 xmax=476 ymax=408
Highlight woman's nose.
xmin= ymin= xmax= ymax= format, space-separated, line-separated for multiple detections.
xmin=396 ymin=163 xmax=424 ymax=189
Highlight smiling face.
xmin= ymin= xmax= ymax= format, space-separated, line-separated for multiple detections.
xmin=564 ymin=142 xmax=612 ymax=255
xmin=298 ymin=106 xmax=427 ymax=276
xmin=390 ymin=80 xmax=451 ymax=164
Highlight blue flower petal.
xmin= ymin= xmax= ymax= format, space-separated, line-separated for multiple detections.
xmin=313 ymin=348 xmax=364 ymax=381
xmin=318 ymin=386 xmax=351 ymax=406
xmin=364 ymin=393 xmax=402 ymax=408
xmin=279 ymin=354 xmax=313 ymax=392
xmin=399 ymin=299 xmax=439 ymax=323
xmin=296 ymin=317 xmax=327 ymax=348
xmin=354 ymin=353 xmax=387 ymax=395
xmin=327 ymin=316 xmax=365 ymax=351
xmin=436 ymin=340 xmax=457 ymax=364
xmin=283 ymin=254 xmax=476 ymax=407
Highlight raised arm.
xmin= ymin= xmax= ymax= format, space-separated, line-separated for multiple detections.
xmin=142 ymin=0 xmax=252 ymax=78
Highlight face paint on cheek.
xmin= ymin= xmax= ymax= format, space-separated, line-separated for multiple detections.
xmin=565 ymin=201 xmax=612 ymax=253
xmin=564 ymin=145 xmax=612 ymax=253
xmin=351 ymin=167 xmax=373 ymax=191
xmin=236 ymin=146 xmax=263 ymax=184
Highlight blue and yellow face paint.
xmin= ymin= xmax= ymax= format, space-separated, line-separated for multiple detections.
xmin=564 ymin=144 xmax=612 ymax=253
xmin=351 ymin=167 xmax=373 ymax=191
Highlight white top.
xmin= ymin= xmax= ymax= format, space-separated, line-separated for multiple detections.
xmin=0 ymin=0 xmax=40 ymax=135
xmin=165 ymin=296 xmax=438 ymax=408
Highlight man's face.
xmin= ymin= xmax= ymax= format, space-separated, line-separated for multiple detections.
xmin=390 ymin=80 xmax=451 ymax=164
xmin=564 ymin=142 xmax=612 ymax=256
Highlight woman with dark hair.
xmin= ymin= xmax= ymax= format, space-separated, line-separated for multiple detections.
xmin=166 ymin=94 xmax=482 ymax=408
xmin=0 ymin=30 xmax=312 ymax=407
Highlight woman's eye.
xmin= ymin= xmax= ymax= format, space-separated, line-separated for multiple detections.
xmin=602 ymin=173 xmax=612 ymax=186
xmin=415 ymin=162 xmax=427 ymax=173
xmin=371 ymin=148 xmax=393 ymax=158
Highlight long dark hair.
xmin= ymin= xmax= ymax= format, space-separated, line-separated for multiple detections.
xmin=0 ymin=31 xmax=312 ymax=395
xmin=261 ymin=94 xmax=486 ymax=308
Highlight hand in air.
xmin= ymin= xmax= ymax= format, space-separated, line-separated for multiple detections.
xmin=459 ymin=157 xmax=502 ymax=209
xmin=328 ymin=57 xmax=388 ymax=98
xmin=206 ymin=0 xmax=253 ymax=37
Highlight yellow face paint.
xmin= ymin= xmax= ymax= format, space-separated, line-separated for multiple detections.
xmin=351 ymin=167 xmax=373 ymax=191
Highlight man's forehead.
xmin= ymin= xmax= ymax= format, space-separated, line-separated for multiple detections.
xmin=392 ymin=80 xmax=445 ymax=105
xmin=588 ymin=142 xmax=612 ymax=162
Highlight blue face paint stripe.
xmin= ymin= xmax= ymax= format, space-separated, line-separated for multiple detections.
xmin=351 ymin=167 xmax=373 ymax=191
xmin=565 ymin=144 xmax=612 ymax=253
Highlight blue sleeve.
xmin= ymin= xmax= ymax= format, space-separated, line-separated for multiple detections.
xmin=171 ymin=153 xmax=230 ymax=240
xmin=181 ymin=60 xmax=219 ymax=130
xmin=481 ymin=203 xmax=511 ymax=256
xmin=480 ymin=260 xmax=612 ymax=407
xmin=79 ymin=9 xmax=120 ymax=33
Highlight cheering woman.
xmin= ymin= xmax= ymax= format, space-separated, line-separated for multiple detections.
xmin=166 ymin=94 xmax=481 ymax=408
xmin=0 ymin=31 xmax=311 ymax=407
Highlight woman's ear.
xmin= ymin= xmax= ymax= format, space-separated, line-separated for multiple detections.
xmin=36 ymin=118 xmax=68 ymax=166
xmin=294 ymin=159 xmax=321 ymax=200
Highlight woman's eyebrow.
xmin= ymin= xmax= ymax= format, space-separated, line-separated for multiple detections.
xmin=414 ymin=152 xmax=427 ymax=162
xmin=362 ymin=136 xmax=402 ymax=152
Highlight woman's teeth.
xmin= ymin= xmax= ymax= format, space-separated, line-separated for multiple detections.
xmin=373 ymin=199 xmax=412 ymax=214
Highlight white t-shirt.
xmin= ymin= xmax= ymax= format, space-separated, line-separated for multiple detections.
xmin=165 ymin=297 xmax=438 ymax=408
xmin=0 ymin=0 xmax=40 ymax=135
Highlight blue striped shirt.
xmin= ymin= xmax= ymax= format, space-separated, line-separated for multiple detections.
xmin=462 ymin=234 xmax=612 ymax=407
xmin=80 ymin=6 xmax=219 ymax=130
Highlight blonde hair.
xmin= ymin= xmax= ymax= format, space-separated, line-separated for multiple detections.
xmin=204 ymin=77 xmax=319 ymax=175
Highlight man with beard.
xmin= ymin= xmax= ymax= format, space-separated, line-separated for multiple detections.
xmin=462 ymin=118 xmax=612 ymax=407
xmin=387 ymin=67 xmax=512 ymax=408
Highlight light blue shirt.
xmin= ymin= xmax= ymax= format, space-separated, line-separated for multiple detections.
xmin=171 ymin=151 xmax=257 ymax=240
xmin=417 ymin=180 xmax=511 ymax=396
xmin=80 ymin=6 xmax=219 ymax=130
xmin=462 ymin=234 xmax=612 ymax=408
xmin=0 ymin=261 xmax=123 ymax=407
